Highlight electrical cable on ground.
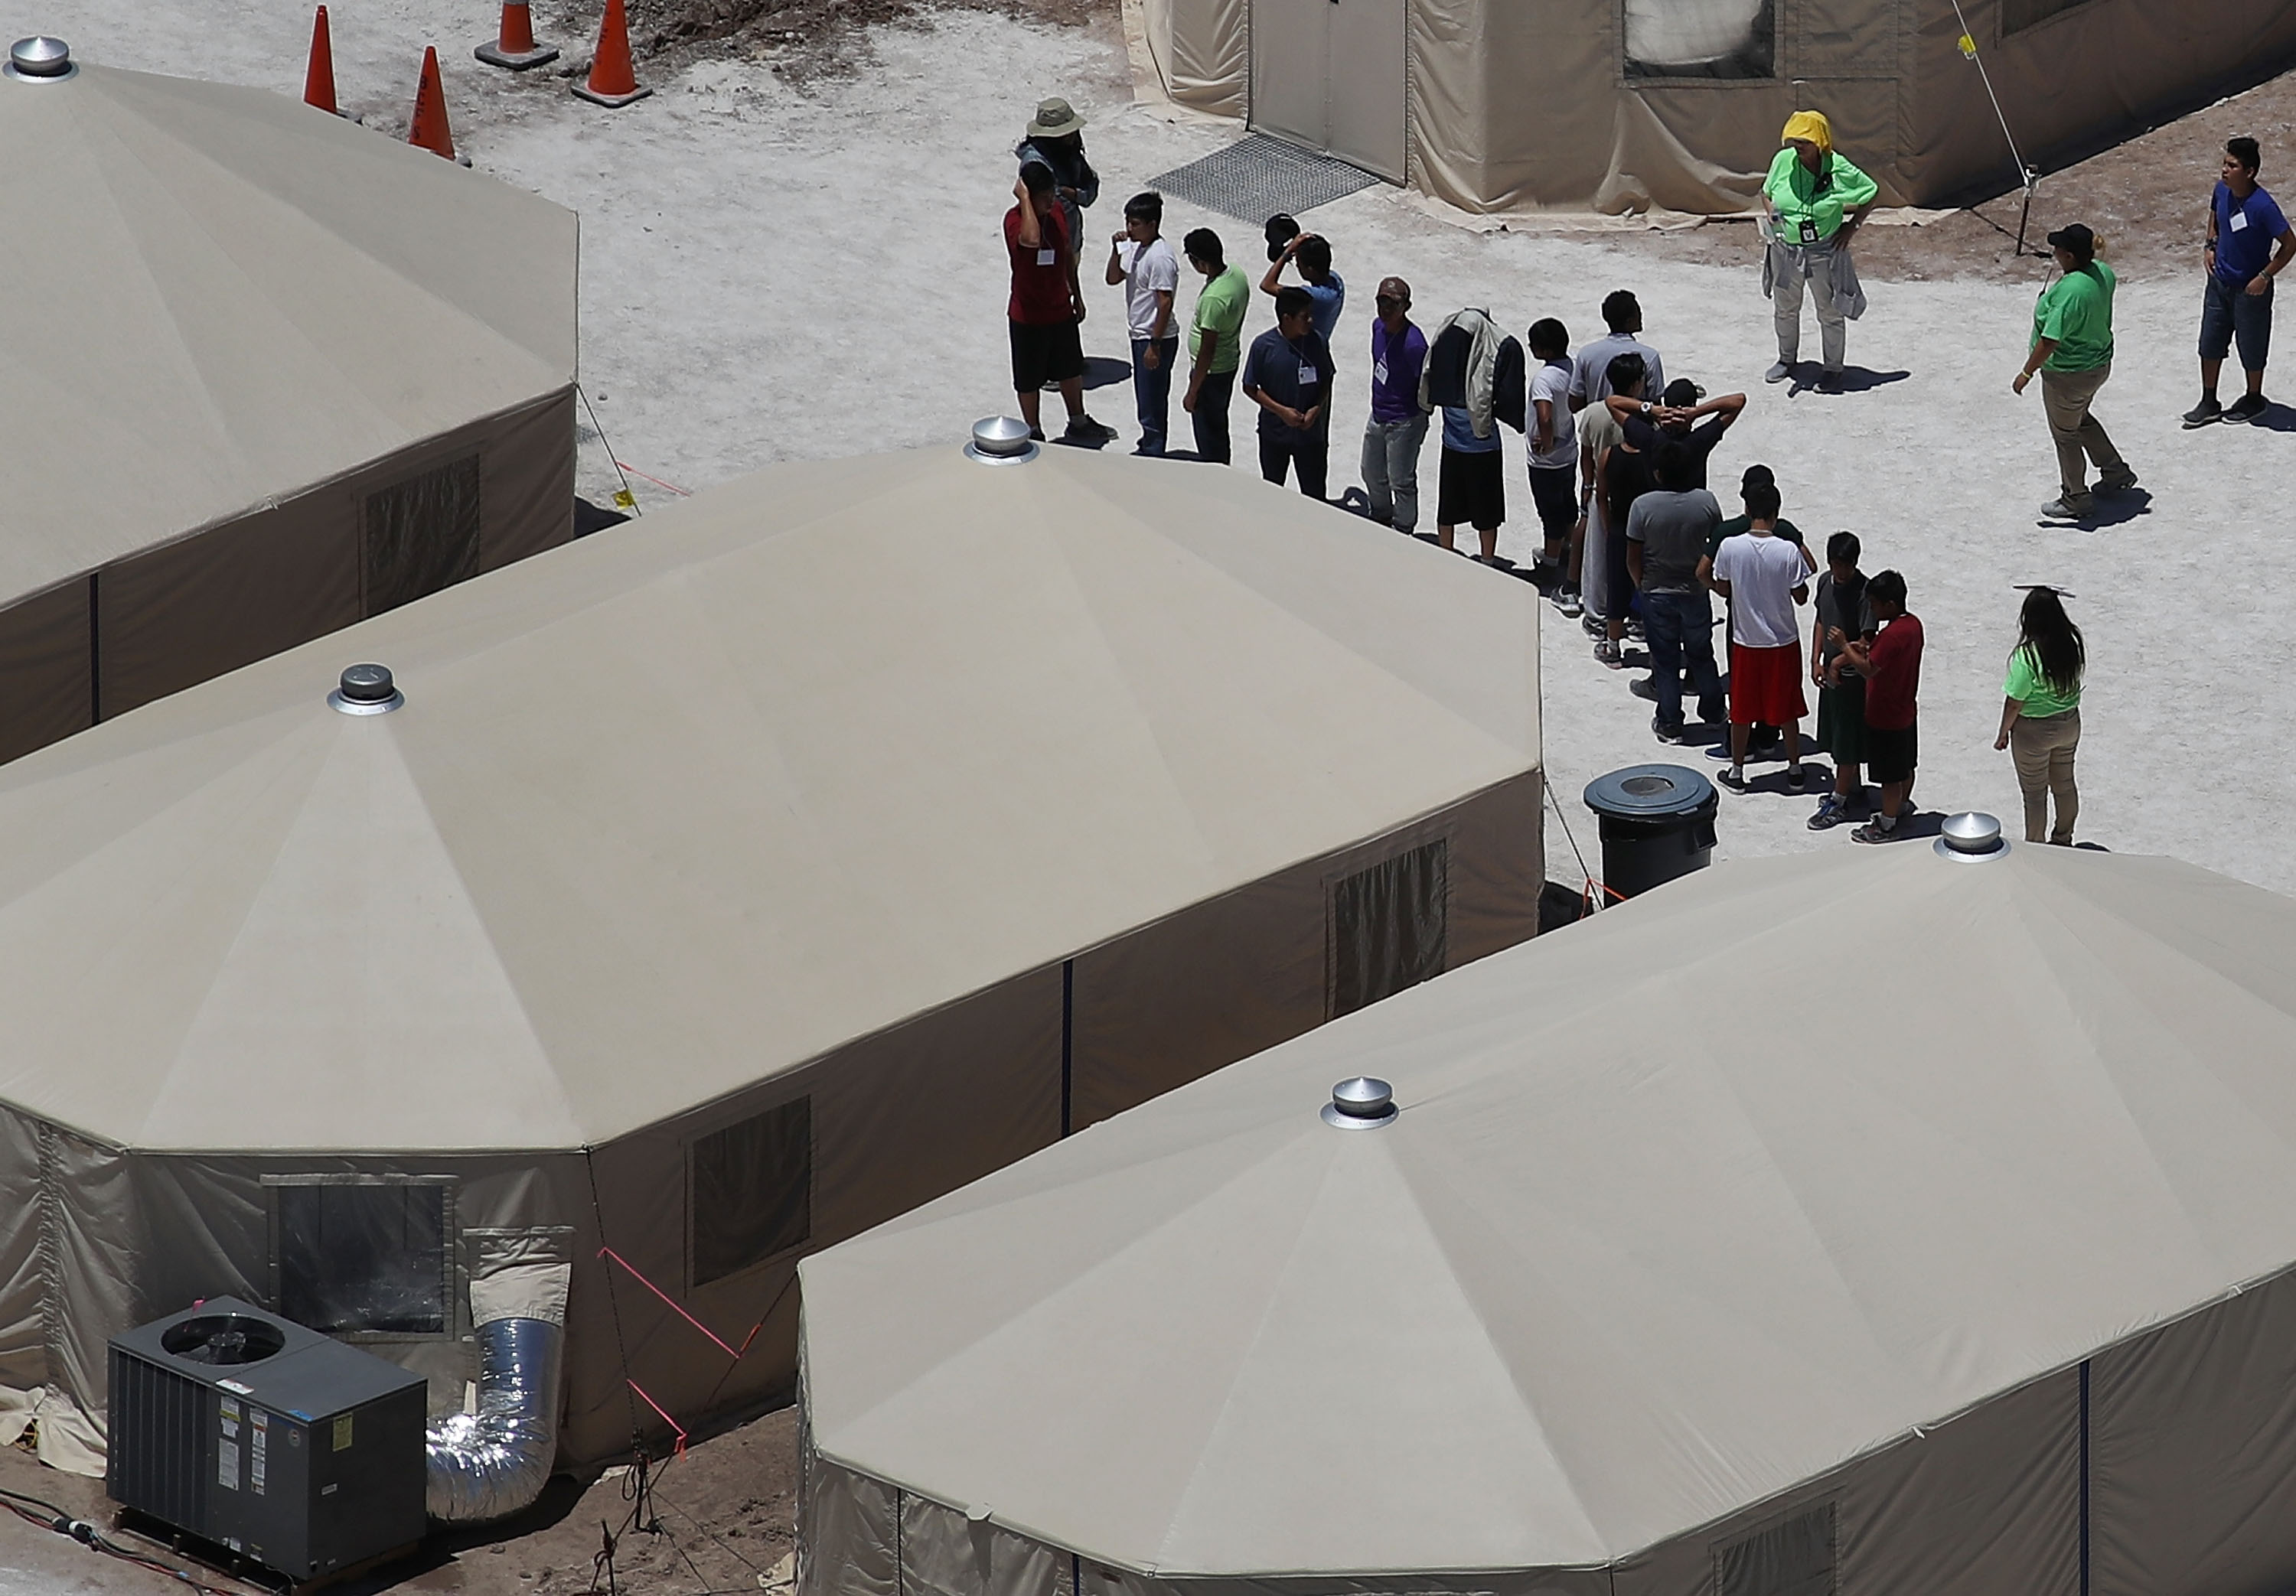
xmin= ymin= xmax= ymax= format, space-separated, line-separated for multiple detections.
xmin=0 ymin=1484 xmax=243 ymax=1595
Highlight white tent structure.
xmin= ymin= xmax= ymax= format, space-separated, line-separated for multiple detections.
xmin=800 ymin=832 xmax=2296 ymax=1596
xmin=0 ymin=41 xmax=577 ymax=764
xmin=0 ymin=441 xmax=1543 ymax=1490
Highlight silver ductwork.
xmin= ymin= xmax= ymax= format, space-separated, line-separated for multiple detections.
xmin=425 ymin=1314 xmax=564 ymax=1523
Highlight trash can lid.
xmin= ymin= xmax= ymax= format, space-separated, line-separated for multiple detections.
xmin=1582 ymin=763 xmax=1717 ymax=819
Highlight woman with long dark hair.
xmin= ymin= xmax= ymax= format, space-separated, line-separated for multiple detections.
xmin=1994 ymin=587 xmax=2086 ymax=843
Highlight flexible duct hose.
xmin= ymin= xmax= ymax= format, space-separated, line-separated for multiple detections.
xmin=424 ymin=1316 xmax=562 ymax=1523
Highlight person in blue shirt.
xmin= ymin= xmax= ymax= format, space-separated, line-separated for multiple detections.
xmin=1242 ymin=286 xmax=1336 ymax=499
xmin=1261 ymin=229 xmax=1345 ymax=346
xmin=2185 ymin=137 xmax=2296 ymax=427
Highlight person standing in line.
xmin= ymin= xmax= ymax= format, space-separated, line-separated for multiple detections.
xmin=2015 ymin=223 xmax=2137 ymax=521
xmin=1705 ymin=479 xmax=1810 ymax=791
xmin=1605 ymin=379 xmax=1747 ymax=489
xmin=1593 ymin=353 xmax=1655 ymax=669
xmin=1006 ymin=164 xmax=1114 ymax=445
xmin=1435 ymin=391 xmax=1506 ymax=562
xmin=1015 ymin=98 xmax=1099 ymax=274
xmin=1568 ymin=290 xmax=1664 ymax=413
xmin=1806 ymin=532 xmax=1873 ymax=832
xmin=1106 ymin=192 xmax=1180 ymax=456
xmin=1994 ymin=586 xmax=2086 ymax=845
xmin=1762 ymin=109 xmax=1877 ymax=392
xmin=1181 ymin=227 xmax=1251 ymax=465
xmin=1526 ymin=318 xmax=1580 ymax=611
xmin=1362 ymin=277 xmax=1430 ymax=533
xmin=1243 ymin=285 xmax=1336 ymax=497
xmin=2184 ymin=137 xmax=2296 ymax=427
xmin=1834 ymin=568 xmax=1921 ymax=845
xmin=1262 ymin=230 xmax=1345 ymax=346
xmin=1702 ymin=464 xmax=1812 ymax=767
xmin=1623 ymin=443 xmax=1726 ymax=742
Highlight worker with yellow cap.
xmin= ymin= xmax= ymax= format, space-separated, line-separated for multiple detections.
xmin=1763 ymin=110 xmax=1879 ymax=392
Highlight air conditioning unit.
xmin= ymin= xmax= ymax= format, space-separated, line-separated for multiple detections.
xmin=107 ymin=1296 xmax=427 ymax=1582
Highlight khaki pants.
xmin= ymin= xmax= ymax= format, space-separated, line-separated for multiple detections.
xmin=2011 ymin=708 xmax=2080 ymax=842
xmin=1773 ymin=240 xmax=1847 ymax=369
xmin=2040 ymin=363 xmax=2128 ymax=507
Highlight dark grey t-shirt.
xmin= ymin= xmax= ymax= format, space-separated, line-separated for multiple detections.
xmin=1815 ymin=570 xmax=1876 ymax=664
xmin=1625 ymin=488 xmax=1721 ymax=593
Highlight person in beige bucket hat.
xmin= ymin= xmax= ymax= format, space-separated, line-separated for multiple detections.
xmin=1017 ymin=97 xmax=1099 ymax=270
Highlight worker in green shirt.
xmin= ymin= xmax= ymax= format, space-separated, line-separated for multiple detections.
xmin=2014 ymin=223 xmax=2138 ymax=521
xmin=1762 ymin=109 xmax=1877 ymax=392
xmin=1182 ymin=226 xmax=1251 ymax=466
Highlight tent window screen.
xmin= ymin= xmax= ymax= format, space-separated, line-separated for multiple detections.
xmin=1714 ymin=1501 xmax=1836 ymax=1596
xmin=2001 ymin=0 xmax=2084 ymax=33
xmin=1329 ymin=839 xmax=1447 ymax=1018
xmin=272 ymin=1179 xmax=453 ymax=1336
xmin=691 ymin=1097 xmax=812 ymax=1287
xmin=364 ymin=454 xmax=481 ymax=617
xmin=1624 ymin=0 xmax=1776 ymax=78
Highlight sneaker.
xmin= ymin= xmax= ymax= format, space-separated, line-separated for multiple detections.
xmin=1556 ymin=586 xmax=1583 ymax=618
xmin=1593 ymin=640 xmax=1625 ymax=669
xmin=1818 ymin=369 xmax=1844 ymax=393
xmin=2097 ymin=467 xmax=2140 ymax=493
xmin=1851 ymin=819 xmax=1900 ymax=844
xmin=2182 ymin=394 xmax=2223 ymax=428
xmin=1765 ymin=360 xmax=1794 ymax=384
xmin=1718 ymin=766 xmax=1749 ymax=792
xmin=1028 ymin=427 xmax=1048 ymax=443
xmin=1062 ymin=416 xmax=1118 ymax=444
xmin=2226 ymin=392 xmax=2268 ymax=424
xmin=2039 ymin=496 xmax=2092 ymax=520
xmin=1652 ymin=715 xmax=1686 ymax=744
xmin=1807 ymin=793 xmax=1848 ymax=830
xmin=1629 ymin=675 xmax=1658 ymax=702
xmin=1786 ymin=765 xmax=1808 ymax=790
xmin=1704 ymin=740 xmax=1737 ymax=761
xmin=1624 ymin=617 xmax=1645 ymax=641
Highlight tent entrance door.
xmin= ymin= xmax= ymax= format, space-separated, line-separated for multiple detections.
xmin=1247 ymin=0 xmax=1405 ymax=184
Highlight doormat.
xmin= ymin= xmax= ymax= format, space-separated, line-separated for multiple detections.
xmin=1148 ymin=135 xmax=1384 ymax=223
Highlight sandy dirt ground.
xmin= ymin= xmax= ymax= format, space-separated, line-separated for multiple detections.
xmin=8 ymin=0 xmax=2296 ymax=1586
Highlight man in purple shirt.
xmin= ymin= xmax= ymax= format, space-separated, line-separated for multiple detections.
xmin=1358 ymin=276 xmax=1430 ymax=533
xmin=2184 ymin=136 xmax=2296 ymax=427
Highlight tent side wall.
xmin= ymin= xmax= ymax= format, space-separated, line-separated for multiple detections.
xmin=1140 ymin=0 xmax=1248 ymax=116
xmin=0 ymin=385 xmax=576 ymax=761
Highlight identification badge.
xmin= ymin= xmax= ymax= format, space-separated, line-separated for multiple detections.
xmin=2231 ymin=210 xmax=2250 ymax=233
xmin=1374 ymin=360 xmax=1388 ymax=385
xmin=1798 ymin=218 xmax=1819 ymax=245
xmin=1035 ymin=248 xmax=1056 ymax=265
xmin=1298 ymin=363 xmax=1319 ymax=386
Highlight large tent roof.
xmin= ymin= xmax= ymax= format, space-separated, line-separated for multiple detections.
xmin=801 ymin=841 xmax=2296 ymax=1578
xmin=0 ymin=55 xmax=575 ymax=602
xmin=0 ymin=445 xmax=1538 ymax=1155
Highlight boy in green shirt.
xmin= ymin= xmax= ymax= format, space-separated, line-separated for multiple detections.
xmin=1182 ymin=227 xmax=1251 ymax=465
xmin=2014 ymin=223 xmax=2137 ymax=520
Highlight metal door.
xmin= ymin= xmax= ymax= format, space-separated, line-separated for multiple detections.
xmin=1248 ymin=0 xmax=1406 ymax=184
xmin=1248 ymin=0 xmax=1330 ymax=156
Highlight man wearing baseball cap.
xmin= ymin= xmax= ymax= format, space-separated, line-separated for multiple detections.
xmin=2014 ymin=223 xmax=2137 ymax=521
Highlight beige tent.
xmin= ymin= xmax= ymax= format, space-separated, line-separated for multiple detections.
xmin=0 ymin=441 xmax=1543 ymax=1487
xmin=1140 ymin=0 xmax=2296 ymax=213
xmin=799 ymin=832 xmax=2296 ymax=1596
xmin=0 ymin=44 xmax=577 ymax=764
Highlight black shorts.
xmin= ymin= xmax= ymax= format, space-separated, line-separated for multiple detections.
xmin=1010 ymin=319 xmax=1084 ymax=392
xmin=1438 ymin=447 xmax=1505 ymax=531
xmin=1867 ymin=720 xmax=1918 ymax=784
xmin=1528 ymin=464 xmax=1577 ymax=536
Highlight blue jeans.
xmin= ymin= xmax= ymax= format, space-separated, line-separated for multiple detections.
xmin=1131 ymin=336 xmax=1179 ymax=454
xmin=1642 ymin=589 xmax=1725 ymax=730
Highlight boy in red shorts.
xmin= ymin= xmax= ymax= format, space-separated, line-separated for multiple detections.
xmin=1705 ymin=479 xmax=1808 ymax=791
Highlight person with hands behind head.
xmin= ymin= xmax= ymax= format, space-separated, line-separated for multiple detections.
xmin=1006 ymin=162 xmax=1113 ymax=446
xmin=1243 ymin=285 xmax=1336 ymax=497
xmin=1604 ymin=380 xmax=1746 ymax=489
xmin=1107 ymin=191 xmax=1179 ymax=455
xmin=1261 ymin=226 xmax=1345 ymax=344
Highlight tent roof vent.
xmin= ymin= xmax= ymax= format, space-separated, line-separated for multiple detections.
xmin=6 ymin=37 xmax=75 ymax=80
xmin=964 ymin=415 xmax=1039 ymax=466
xmin=1322 ymin=1076 xmax=1397 ymax=1130
xmin=328 ymin=663 xmax=405 ymax=716
xmin=1935 ymin=811 xmax=2007 ymax=862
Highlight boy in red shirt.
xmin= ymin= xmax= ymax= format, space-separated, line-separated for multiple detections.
xmin=1834 ymin=568 xmax=1921 ymax=844
xmin=1006 ymin=164 xmax=1115 ymax=445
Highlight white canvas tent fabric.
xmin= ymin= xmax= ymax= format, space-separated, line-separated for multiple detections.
xmin=1139 ymin=0 xmax=2296 ymax=213
xmin=0 ymin=54 xmax=577 ymax=762
xmin=0 ymin=443 xmax=1542 ymax=1475
xmin=799 ymin=839 xmax=2296 ymax=1596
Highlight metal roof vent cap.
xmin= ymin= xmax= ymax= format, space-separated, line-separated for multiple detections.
xmin=328 ymin=663 xmax=404 ymax=715
xmin=1322 ymin=1076 xmax=1397 ymax=1130
xmin=1934 ymin=810 xmax=2008 ymax=862
xmin=964 ymin=415 xmax=1039 ymax=466
xmin=6 ymin=37 xmax=77 ymax=80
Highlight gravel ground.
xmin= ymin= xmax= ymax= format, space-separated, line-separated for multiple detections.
xmin=8 ymin=0 xmax=2296 ymax=1587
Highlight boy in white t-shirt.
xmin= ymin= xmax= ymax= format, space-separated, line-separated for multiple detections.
xmin=1704 ymin=479 xmax=1810 ymax=790
xmin=1526 ymin=318 xmax=1581 ymax=616
xmin=1106 ymin=191 xmax=1181 ymax=455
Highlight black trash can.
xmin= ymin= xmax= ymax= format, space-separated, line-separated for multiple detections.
xmin=1582 ymin=764 xmax=1719 ymax=901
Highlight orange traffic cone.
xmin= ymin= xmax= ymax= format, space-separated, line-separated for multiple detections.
xmin=406 ymin=46 xmax=458 ymax=158
xmin=303 ymin=5 xmax=339 ymax=113
xmin=572 ymin=0 xmax=651 ymax=108
xmin=476 ymin=0 xmax=559 ymax=70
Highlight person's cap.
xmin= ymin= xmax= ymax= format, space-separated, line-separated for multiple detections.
xmin=1026 ymin=97 xmax=1085 ymax=138
xmin=2046 ymin=222 xmax=2095 ymax=256
xmin=1264 ymin=212 xmax=1301 ymax=260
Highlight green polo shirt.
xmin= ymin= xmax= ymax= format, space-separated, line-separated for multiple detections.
xmin=1189 ymin=265 xmax=1251 ymax=376
xmin=1763 ymin=148 xmax=1879 ymax=243
xmin=2005 ymin=645 xmax=2080 ymax=717
xmin=2032 ymin=262 xmax=2115 ymax=373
